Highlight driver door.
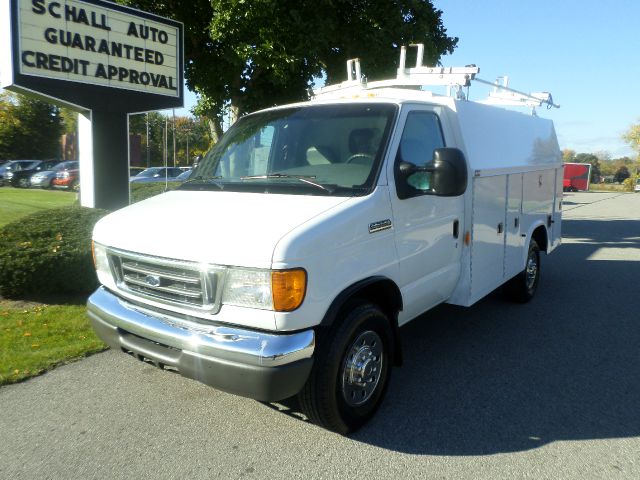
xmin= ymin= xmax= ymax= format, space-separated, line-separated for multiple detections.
xmin=389 ymin=107 xmax=465 ymax=324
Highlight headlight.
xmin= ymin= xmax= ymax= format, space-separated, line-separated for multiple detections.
xmin=222 ymin=268 xmax=306 ymax=312
xmin=92 ymin=241 xmax=112 ymax=285
xmin=222 ymin=269 xmax=273 ymax=310
xmin=6 ymin=172 xmax=13 ymax=178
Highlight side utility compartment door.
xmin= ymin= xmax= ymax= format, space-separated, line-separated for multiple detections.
xmin=470 ymin=175 xmax=507 ymax=301
xmin=390 ymin=107 xmax=465 ymax=324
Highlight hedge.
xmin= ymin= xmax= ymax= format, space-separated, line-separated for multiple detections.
xmin=0 ymin=206 xmax=109 ymax=298
xmin=130 ymin=181 xmax=181 ymax=203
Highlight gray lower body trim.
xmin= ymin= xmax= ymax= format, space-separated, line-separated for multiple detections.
xmin=87 ymin=287 xmax=315 ymax=401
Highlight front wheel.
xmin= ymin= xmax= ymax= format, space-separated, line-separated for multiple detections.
xmin=504 ymin=239 xmax=540 ymax=303
xmin=297 ymin=301 xmax=393 ymax=434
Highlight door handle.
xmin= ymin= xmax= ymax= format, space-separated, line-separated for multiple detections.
xmin=453 ymin=219 xmax=459 ymax=238
xmin=497 ymin=222 xmax=504 ymax=234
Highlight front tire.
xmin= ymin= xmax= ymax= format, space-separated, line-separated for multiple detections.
xmin=504 ymin=239 xmax=540 ymax=303
xmin=298 ymin=301 xmax=393 ymax=434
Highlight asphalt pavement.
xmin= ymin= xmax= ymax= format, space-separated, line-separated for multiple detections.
xmin=1 ymin=191 xmax=639 ymax=479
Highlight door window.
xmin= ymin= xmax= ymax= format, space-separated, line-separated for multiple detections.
xmin=396 ymin=111 xmax=445 ymax=193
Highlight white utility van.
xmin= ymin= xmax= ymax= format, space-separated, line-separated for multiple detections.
xmin=88 ymin=46 xmax=562 ymax=433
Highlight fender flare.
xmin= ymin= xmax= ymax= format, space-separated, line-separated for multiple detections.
xmin=522 ymin=221 xmax=549 ymax=267
xmin=320 ymin=276 xmax=404 ymax=365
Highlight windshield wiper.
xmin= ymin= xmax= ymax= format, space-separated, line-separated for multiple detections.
xmin=241 ymin=173 xmax=334 ymax=194
xmin=241 ymin=173 xmax=316 ymax=180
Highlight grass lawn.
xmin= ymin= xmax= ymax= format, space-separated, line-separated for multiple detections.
xmin=0 ymin=301 xmax=106 ymax=386
xmin=0 ymin=187 xmax=77 ymax=227
xmin=589 ymin=183 xmax=626 ymax=192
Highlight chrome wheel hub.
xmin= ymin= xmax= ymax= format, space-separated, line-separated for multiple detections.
xmin=526 ymin=252 xmax=538 ymax=290
xmin=342 ymin=330 xmax=383 ymax=407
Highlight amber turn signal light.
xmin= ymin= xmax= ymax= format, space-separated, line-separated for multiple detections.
xmin=272 ymin=269 xmax=307 ymax=312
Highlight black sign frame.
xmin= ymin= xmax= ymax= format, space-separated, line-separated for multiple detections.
xmin=6 ymin=0 xmax=184 ymax=113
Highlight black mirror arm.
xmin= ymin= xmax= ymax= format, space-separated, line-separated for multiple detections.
xmin=398 ymin=161 xmax=434 ymax=176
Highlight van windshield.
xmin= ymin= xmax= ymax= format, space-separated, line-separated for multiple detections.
xmin=181 ymin=103 xmax=397 ymax=196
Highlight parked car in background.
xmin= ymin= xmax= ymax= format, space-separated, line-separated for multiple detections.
xmin=31 ymin=161 xmax=79 ymax=189
xmin=52 ymin=167 xmax=80 ymax=191
xmin=130 ymin=166 xmax=145 ymax=177
xmin=174 ymin=169 xmax=193 ymax=182
xmin=0 ymin=160 xmax=42 ymax=186
xmin=129 ymin=167 xmax=183 ymax=183
xmin=635 ymin=178 xmax=640 ymax=192
xmin=10 ymin=160 xmax=60 ymax=188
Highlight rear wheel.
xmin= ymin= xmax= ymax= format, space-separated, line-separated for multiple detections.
xmin=17 ymin=177 xmax=30 ymax=188
xmin=504 ymin=239 xmax=540 ymax=303
xmin=298 ymin=301 xmax=393 ymax=434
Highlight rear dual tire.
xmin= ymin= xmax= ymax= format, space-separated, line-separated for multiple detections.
xmin=504 ymin=239 xmax=540 ymax=303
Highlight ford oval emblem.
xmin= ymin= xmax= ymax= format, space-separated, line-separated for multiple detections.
xmin=145 ymin=275 xmax=161 ymax=287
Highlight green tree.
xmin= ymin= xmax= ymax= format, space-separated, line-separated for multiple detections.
xmin=59 ymin=108 xmax=78 ymax=136
xmin=0 ymin=92 xmax=64 ymax=159
xmin=129 ymin=111 xmax=169 ymax=167
xmin=622 ymin=121 xmax=640 ymax=156
xmin=174 ymin=115 xmax=211 ymax=164
xmin=613 ymin=165 xmax=630 ymax=183
xmin=120 ymin=0 xmax=457 ymax=142
xmin=562 ymin=148 xmax=576 ymax=162
xmin=129 ymin=113 xmax=212 ymax=166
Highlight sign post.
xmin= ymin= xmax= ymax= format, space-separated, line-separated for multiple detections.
xmin=1 ymin=0 xmax=184 ymax=209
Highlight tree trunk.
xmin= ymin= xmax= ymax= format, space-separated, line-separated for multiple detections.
xmin=229 ymin=104 xmax=239 ymax=126
xmin=207 ymin=117 xmax=223 ymax=145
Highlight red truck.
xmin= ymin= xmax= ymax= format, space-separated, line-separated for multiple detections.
xmin=563 ymin=163 xmax=591 ymax=192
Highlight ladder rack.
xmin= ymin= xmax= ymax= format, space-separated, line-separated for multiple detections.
xmin=313 ymin=44 xmax=559 ymax=113
xmin=476 ymin=76 xmax=559 ymax=111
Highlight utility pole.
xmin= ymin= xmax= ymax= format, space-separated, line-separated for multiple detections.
xmin=172 ymin=109 xmax=176 ymax=167
xmin=145 ymin=112 xmax=150 ymax=168
xmin=163 ymin=116 xmax=168 ymax=169
xmin=186 ymin=129 xmax=190 ymax=165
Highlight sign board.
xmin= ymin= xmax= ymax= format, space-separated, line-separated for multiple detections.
xmin=2 ymin=0 xmax=183 ymax=111
xmin=17 ymin=0 xmax=179 ymax=97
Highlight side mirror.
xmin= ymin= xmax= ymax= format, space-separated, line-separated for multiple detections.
xmin=395 ymin=148 xmax=467 ymax=199
xmin=431 ymin=148 xmax=468 ymax=197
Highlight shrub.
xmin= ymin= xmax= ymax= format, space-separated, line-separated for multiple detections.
xmin=130 ymin=181 xmax=181 ymax=203
xmin=622 ymin=175 xmax=637 ymax=192
xmin=0 ymin=206 xmax=109 ymax=298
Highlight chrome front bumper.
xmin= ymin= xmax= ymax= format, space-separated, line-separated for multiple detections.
xmin=87 ymin=287 xmax=315 ymax=401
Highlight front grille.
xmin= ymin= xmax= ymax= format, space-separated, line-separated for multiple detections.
xmin=107 ymin=249 xmax=222 ymax=312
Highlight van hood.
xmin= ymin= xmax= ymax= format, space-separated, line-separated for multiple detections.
xmin=93 ymin=190 xmax=351 ymax=268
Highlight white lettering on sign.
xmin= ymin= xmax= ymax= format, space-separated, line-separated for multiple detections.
xmin=17 ymin=0 xmax=179 ymax=97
